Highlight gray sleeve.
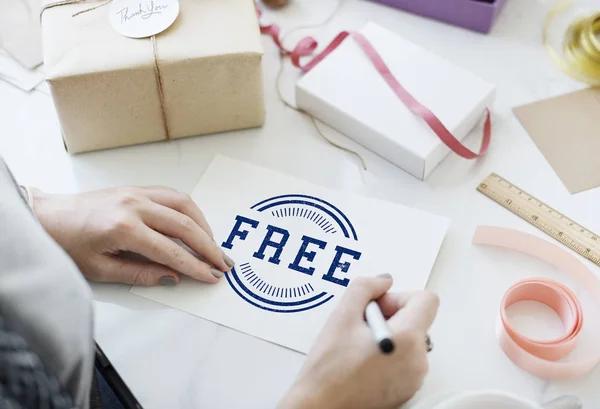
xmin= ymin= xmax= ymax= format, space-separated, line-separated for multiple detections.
xmin=0 ymin=157 xmax=95 ymax=409
xmin=0 ymin=315 xmax=76 ymax=409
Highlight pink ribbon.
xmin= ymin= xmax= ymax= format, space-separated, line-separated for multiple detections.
xmin=257 ymin=10 xmax=491 ymax=159
xmin=474 ymin=226 xmax=600 ymax=379
xmin=500 ymin=278 xmax=582 ymax=362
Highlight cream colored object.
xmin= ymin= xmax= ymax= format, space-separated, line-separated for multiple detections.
xmin=41 ymin=0 xmax=265 ymax=153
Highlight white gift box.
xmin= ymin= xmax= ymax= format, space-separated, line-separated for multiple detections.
xmin=296 ymin=23 xmax=495 ymax=180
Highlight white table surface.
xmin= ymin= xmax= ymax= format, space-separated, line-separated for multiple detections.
xmin=2 ymin=0 xmax=599 ymax=408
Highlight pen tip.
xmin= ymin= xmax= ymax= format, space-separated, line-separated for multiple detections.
xmin=379 ymin=338 xmax=395 ymax=354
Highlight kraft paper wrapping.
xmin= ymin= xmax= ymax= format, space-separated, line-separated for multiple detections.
xmin=41 ymin=0 xmax=265 ymax=153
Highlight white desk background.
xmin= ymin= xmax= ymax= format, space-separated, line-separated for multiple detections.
xmin=2 ymin=0 xmax=599 ymax=408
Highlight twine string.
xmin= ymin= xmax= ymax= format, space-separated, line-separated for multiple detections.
xmin=264 ymin=1 xmax=368 ymax=170
xmin=151 ymin=34 xmax=171 ymax=140
xmin=72 ymin=0 xmax=112 ymax=17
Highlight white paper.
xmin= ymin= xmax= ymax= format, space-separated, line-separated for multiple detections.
xmin=0 ymin=0 xmax=43 ymax=68
xmin=0 ymin=50 xmax=45 ymax=91
xmin=131 ymin=156 xmax=449 ymax=353
xmin=35 ymin=80 xmax=50 ymax=95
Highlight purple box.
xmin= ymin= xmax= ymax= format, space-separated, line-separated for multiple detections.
xmin=369 ymin=0 xmax=508 ymax=34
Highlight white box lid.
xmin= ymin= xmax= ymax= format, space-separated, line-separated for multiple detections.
xmin=295 ymin=22 xmax=495 ymax=161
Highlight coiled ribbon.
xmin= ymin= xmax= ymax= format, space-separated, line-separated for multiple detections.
xmin=543 ymin=1 xmax=600 ymax=85
xmin=474 ymin=226 xmax=600 ymax=379
xmin=501 ymin=279 xmax=582 ymax=362
xmin=258 ymin=8 xmax=491 ymax=160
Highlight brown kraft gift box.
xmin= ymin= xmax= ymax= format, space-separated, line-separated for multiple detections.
xmin=41 ymin=0 xmax=265 ymax=153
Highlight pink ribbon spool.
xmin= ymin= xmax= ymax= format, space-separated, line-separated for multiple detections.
xmin=474 ymin=226 xmax=600 ymax=379
xmin=499 ymin=278 xmax=583 ymax=362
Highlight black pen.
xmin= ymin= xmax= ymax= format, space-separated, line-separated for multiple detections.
xmin=365 ymin=302 xmax=434 ymax=354
xmin=95 ymin=342 xmax=143 ymax=409
xmin=366 ymin=301 xmax=395 ymax=353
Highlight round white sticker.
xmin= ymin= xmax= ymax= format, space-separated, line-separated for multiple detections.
xmin=109 ymin=0 xmax=180 ymax=39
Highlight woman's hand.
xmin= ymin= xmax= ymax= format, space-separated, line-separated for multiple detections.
xmin=279 ymin=275 xmax=439 ymax=409
xmin=31 ymin=186 xmax=234 ymax=286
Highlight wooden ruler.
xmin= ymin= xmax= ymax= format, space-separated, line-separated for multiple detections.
xmin=477 ymin=173 xmax=600 ymax=267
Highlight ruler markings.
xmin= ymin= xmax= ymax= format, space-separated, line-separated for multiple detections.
xmin=477 ymin=173 xmax=600 ymax=267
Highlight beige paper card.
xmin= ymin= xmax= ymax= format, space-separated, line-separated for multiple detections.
xmin=514 ymin=88 xmax=600 ymax=194
xmin=131 ymin=156 xmax=449 ymax=353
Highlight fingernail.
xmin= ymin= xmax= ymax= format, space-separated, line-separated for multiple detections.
xmin=159 ymin=276 xmax=177 ymax=287
xmin=377 ymin=273 xmax=392 ymax=279
xmin=426 ymin=335 xmax=433 ymax=353
xmin=211 ymin=268 xmax=224 ymax=278
xmin=223 ymin=253 xmax=235 ymax=268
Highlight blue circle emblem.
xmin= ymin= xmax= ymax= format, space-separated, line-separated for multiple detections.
xmin=225 ymin=194 xmax=358 ymax=313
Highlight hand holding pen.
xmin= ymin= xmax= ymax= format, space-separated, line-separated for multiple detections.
xmin=278 ymin=274 xmax=439 ymax=409
xmin=366 ymin=299 xmax=433 ymax=354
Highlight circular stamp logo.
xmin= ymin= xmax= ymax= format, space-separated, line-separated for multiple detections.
xmin=109 ymin=0 xmax=180 ymax=39
xmin=221 ymin=194 xmax=360 ymax=313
